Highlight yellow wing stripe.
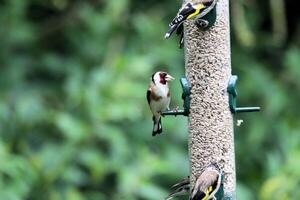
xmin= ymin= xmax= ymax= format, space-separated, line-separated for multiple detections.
xmin=202 ymin=186 xmax=213 ymax=200
xmin=202 ymin=191 xmax=209 ymax=200
xmin=187 ymin=4 xmax=205 ymax=19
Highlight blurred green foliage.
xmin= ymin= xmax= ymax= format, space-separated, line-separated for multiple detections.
xmin=0 ymin=0 xmax=299 ymax=199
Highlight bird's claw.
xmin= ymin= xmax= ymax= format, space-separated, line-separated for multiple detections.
xmin=195 ymin=19 xmax=209 ymax=28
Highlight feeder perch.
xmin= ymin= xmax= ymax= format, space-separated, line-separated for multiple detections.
xmin=161 ymin=77 xmax=191 ymax=117
xmin=227 ymin=75 xmax=261 ymax=114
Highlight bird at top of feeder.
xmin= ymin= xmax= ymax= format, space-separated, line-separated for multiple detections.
xmin=147 ymin=71 xmax=174 ymax=136
xmin=164 ymin=0 xmax=216 ymax=48
xmin=190 ymin=162 xmax=222 ymax=200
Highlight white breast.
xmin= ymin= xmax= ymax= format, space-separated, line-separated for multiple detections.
xmin=155 ymin=83 xmax=169 ymax=97
xmin=150 ymin=83 xmax=170 ymax=115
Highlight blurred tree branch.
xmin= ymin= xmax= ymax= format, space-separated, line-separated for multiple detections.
xmin=269 ymin=0 xmax=287 ymax=46
xmin=231 ymin=0 xmax=255 ymax=47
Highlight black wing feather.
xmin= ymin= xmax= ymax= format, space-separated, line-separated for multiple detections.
xmin=190 ymin=191 xmax=206 ymax=200
xmin=147 ymin=90 xmax=151 ymax=105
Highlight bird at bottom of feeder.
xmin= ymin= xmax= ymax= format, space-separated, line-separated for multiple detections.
xmin=164 ymin=0 xmax=217 ymax=48
xmin=164 ymin=176 xmax=190 ymax=200
xmin=190 ymin=163 xmax=222 ymax=200
xmin=147 ymin=71 xmax=174 ymax=136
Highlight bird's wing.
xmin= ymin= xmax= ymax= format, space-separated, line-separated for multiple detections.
xmin=190 ymin=190 xmax=207 ymax=200
xmin=165 ymin=2 xmax=195 ymax=38
xmin=196 ymin=0 xmax=218 ymax=19
xmin=171 ymin=3 xmax=195 ymax=25
xmin=191 ymin=171 xmax=219 ymax=200
xmin=199 ymin=171 xmax=219 ymax=193
xmin=147 ymin=88 xmax=151 ymax=105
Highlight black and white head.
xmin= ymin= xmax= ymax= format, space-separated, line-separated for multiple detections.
xmin=151 ymin=71 xmax=175 ymax=85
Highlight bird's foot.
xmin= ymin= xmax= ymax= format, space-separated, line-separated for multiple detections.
xmin=174 ymin=106 xmax=179 ymax=112
xmin=194 ymin=19 xmax=209 ymax=29
xmin=174 ymin=106 xmax=179 ymax=117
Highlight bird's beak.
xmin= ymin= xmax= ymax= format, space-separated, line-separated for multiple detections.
xmin=165 ymin=74 xmax=175 ymax=82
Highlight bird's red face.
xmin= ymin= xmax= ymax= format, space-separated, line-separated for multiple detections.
xmin=159 ymin=72 xmax=175 ymax=85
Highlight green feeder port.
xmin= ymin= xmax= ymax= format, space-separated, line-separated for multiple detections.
xmin=161 ymin=77 xmax=191 ymax=117
xmin=227 ymin=75 xmax=261 ymax=114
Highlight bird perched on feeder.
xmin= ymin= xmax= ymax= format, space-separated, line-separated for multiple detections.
xmin=165 ymin=176 xmax=190 ymax=200
xmin=165 ymin=0 xmax=217 ymax=48
xmin=190 ymin=163 xmax=222 ymax=200
xmin=147 ymin=71 xmax=174 ymax=136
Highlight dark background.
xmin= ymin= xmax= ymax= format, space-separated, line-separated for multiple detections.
xmin=0 ymin=0 xmax=299 ymax=199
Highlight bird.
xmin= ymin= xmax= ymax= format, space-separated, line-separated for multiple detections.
xmin=190 ymin=163 xmax=222 ymax=200
xmin=147 ymin=71 xmax=174 ymax=136
xmin=165 ymin=176 xmax=190 ymax=200
xmin=164 ymin=0 xmax=217 ymax=48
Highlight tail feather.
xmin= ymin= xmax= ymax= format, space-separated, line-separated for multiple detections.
xmin=152 ymin=116 xmax=162 ymax=136
xmin=165 ymin=177 xmax=190 ymax=200
xmin=165 ymin=24 xmax=180 ymax=39
xmin=165 ymin=188 xmax=188 ymax=200
xmin=171 ymin=176 xmax=190 ymax=189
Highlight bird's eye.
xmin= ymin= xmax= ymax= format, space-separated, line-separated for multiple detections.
xmin=159 ymin=73 xmax=167 ymax=78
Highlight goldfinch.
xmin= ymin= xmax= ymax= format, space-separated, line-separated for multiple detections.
xmin=165 ymin=0 xmax=216 ymax=47
xmin=165 ymin=176 xmax=190 ymax=200
xmin=147 ymin=71 xmax=174 ymax=136
xmin=190 ymin=163 xmax=222 ymax=200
